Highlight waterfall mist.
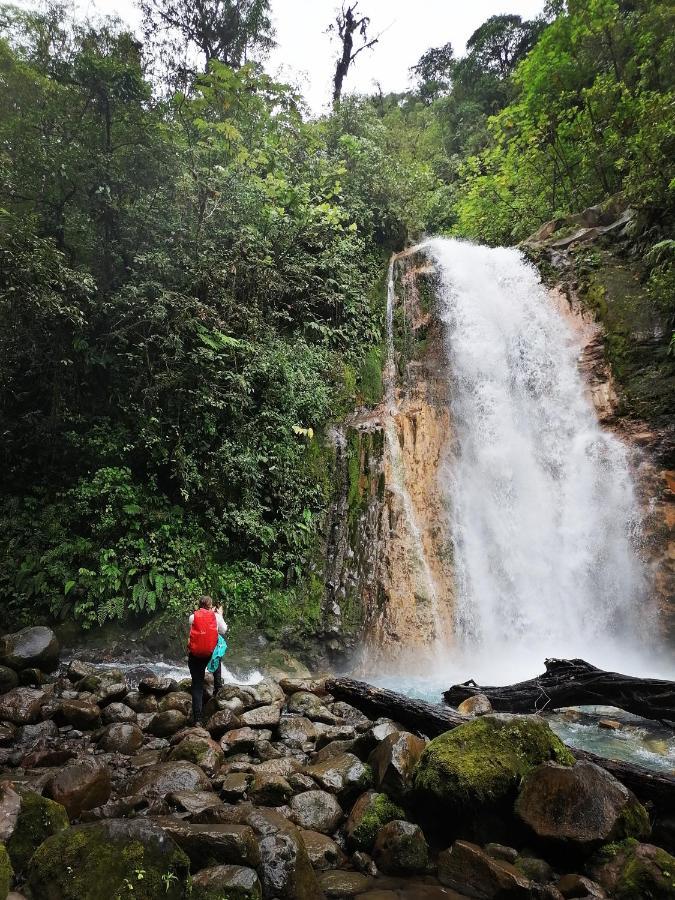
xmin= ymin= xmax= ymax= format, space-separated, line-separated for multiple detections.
xmin=423 ymin=238 xmax=666 ymax=684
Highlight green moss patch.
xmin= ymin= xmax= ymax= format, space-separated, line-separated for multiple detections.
xmin=349 ymin=792 xmax=405 ymax=851
xmin=413 ymin=715 xmax=574 ymax=811
xmin=7 ymin=791 xmax=69 ymax=874
xmin=0 ymin=843 xmax=13 ymax=898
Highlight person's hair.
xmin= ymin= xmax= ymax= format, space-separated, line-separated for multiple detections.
xmin=198 ymin=595 xmax=213 ymax=609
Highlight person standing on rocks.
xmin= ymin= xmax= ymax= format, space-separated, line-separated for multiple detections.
xmin=188 ymin=595 xmax=228 ymax=723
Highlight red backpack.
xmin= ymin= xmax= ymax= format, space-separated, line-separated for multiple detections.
xmin=188 ymin=608 xmax=218 ymax=658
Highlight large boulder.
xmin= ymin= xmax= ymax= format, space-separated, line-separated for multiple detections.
xmin=0 ymin=667 xmax=19 ymax=695
xmin=97 ymin=723 xmax=144 ymax=755
xmin=300 ymin=830 xmax=346 ymax=870
xmin=286 ymin=692 xmax=339 ymax=724
xmin=155 ymin=819 xmax=260 ymax=869
xmin=205 ymin=708 xmax=241 ymax=739
xmin=413 ymin=715 xmax=574 ymax=812
xmin=248 ymin=773 xmax=292 ymax=807
xmin=124 ymin=761 xmax=212 ymax=800
xmin=6 ymin=792 xmax=69 ymax=873
xmin=304 ymin=753 xmax=373 ymax=803
xmin=369 ymin=731 xmax=425 ymax=800
xmin=372 ymin=820 xmax=430 ymax=875
xmin=289 ymin=790 xmax=343 ymax=834
xmin=191 ymin=864 xmax=262 ymax=900
xmin=100 ymin=702 xmax=137 ymax=725
xmin=438 ymin=840 xmax=531 ymax=899
xmin=515 ymin=761 xmax=650 ymax=850
xmin=277 ymin=717 xmax=317 ymax=749
xmin=54 ymin=700 xmax=102 ymax=730
xmin=345 ymin=791 xmax=405 ymax=852
xmin=0 ymin=627 xmax=59 ymax=672
xmin=147 ymin=710 xmax=189 ymax=738
xmin=0 ymin=688 xmax=46 ymax=725
xmin=240 ymin=703 xmax=282 ymax=728
xmin=169 ymin=733 xmax=224 ymax=776
xmin=27 ymin=818 xmax=190 ymax=899
xmin=258 ymin=829 xmax=325 ymax=900
xmin=44 ymin=758 xmax=112 ymax=818
xmin=587 ymin=839 xmax=675 ymax=899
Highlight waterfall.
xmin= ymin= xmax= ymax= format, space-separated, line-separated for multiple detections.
xmin=424 ymin=238 xmax=661 ymax=683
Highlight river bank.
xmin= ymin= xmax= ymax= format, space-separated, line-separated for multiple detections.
xmin=1 ymin=626 xmax=674 ymax=899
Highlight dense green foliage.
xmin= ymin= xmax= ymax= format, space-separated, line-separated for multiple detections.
xmin=0 ymin=0 xmax=672 ymax=634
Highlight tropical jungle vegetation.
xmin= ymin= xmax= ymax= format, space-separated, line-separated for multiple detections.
xmin=0 ymin=0 xmax=672 ymax=635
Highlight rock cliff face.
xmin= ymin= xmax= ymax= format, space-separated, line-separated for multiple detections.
xmin=324 ymin=212 xmax=674 ymax=665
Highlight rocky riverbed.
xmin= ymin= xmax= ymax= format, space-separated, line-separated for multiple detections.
xmin=0 ymin=626 xmax=674 ymax=899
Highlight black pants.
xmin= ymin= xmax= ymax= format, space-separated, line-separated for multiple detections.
xmin=188 ymin=653 xmax=222 ymax=724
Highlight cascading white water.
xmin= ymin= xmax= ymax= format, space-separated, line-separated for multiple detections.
xmin=424 ymin=238 xmax=664 ymax=683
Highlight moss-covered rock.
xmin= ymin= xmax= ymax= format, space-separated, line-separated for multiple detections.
xmin=589 ymin=839 xmax=675 ymax=899
xmin=0 ymin=843 xmax=13 ymax=898
xmin=345 ymin=791 xmax=405 ymax=851
xmin=6 ymin=792 xmax=69 ymax=874
xmin=413 ymin=715 xmax=574 ymax=811
xmin=27 ymin=819 xmax=191 ymax=900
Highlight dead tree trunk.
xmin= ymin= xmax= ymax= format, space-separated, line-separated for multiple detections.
xmin=442 ymin=659 xmax=675 ymax=723
xmin=326 ymin=675 xmax=675 ymax=813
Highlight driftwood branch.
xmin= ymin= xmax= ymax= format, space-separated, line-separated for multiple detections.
xmin=326 ymin=674 xmax=675 ymax=814
xmin=442 ymin=658 xmax=675 ymax=723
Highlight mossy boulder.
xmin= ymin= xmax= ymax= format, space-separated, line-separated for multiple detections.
xmin=27 ymin=819 xmax=191 ymax=900
xmin=0 ymin=843 xmax=13 ymax=898
xmin=6 ymin=792 xmax=69 ymax=874
xmin=588 ymin=839 xmax=675 ymax=899
xmin=413 ymin=715 xmax=574 ymax=811
xmin=345 ymin=791 xmax=405 ymax=851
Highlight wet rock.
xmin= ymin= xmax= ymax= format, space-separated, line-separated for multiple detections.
xmin=438 ymin=840 xmax=531 ymax=898
xmin=139 ymin=675 xmax=178 ymax=695
xmin=125 ymin=760 xmax=212 ymax=800
xmin=169 ymin=733 xmax=224 ymax=776
xmin=287 ymin=691 xmax=340 ymax=724
xmin=20 ymin=748 xmax=76 ymax=768
xmin=147 ymin=709 xmax=189 ymax=737
xmin=288 ymin=772 xmax=316 ymax=793
xmin=124 ymin=690 xmax=158 ymax=713
xmin=0 ymin=626 xmax=60 ymax=672
xmin=258 ymin=828 xmax=325 ymax=899
xmin=0 ymin=783 xmax=21 ymax=843
xmin=255 ymin=757 xmax=302 ymax=777
xmin=587 ymin=839 xmax=675 ymax=899
xmin=240 ymin=702 xmax=282 ymax=728
xmin=598 ymin=719 xmax=621 ymax=731
xmin=249 ymin=773 xmax=293 ymax=806
xmin=353 ymin=720 xmax=400 ymax=758
xmin=27 ymin=818 xmax=190 ymax=899
xmin=278 ymin=716 xmax=317 ymax=749
xmin=305 ymin=752 xmax=373 ymax=803
xmin=346 ymin=791 xmax=405 ymax=852
xmin=6 ymin=791 xmax=69 ymax=873
xmin=191 ymin=864 xmax=262 ymax=900
xmin=97 ymin=723 xmax=144 ymax=754
xmin=314 ymin=739 xmax=358 ymax=764
xmin=0 ymin=688 xmax=46 ymax=725
xmin=76 ymin=671 xmax=128 ymax=705
xmin=515 ymin=761 xmax=650 ymax=849
xmin=485 ymin=843 xmax=518 ymax=864
xmin=557 ymin=873 xmax=606 ymax=898
xmin=19 ymin=667 xmax=43 ymax=687
xmin=330 ymin=702 xmax=371 ymax=730
xmin=413 ymin=714 xmax=574 ymax=812
xmin=369 ymin=731 xmax=425 ymax=800
xmin=221 ymin=726 xmax=272 ymax=754
xmin=316 ymin=723 xmax=357 ymax=749
xmin=16 ymin=718 xmax=57 ymax=747
xmin=372 ymin=821 xmax=429 ymax=875
xmin=0 ymin=666 xmax=20 ymax=695
xmin=457 ymin=694 xmax=492 ymax=717
xmin=155 ymin=818 xmax=260 ymax=869
xmin=159 ymin=691 xmax=192 ymax=715
xmin=352 ymin=851 xmax=378 ymax=877
xmin=55 ymin=699 xmax=102 ymax=730
xmin=221 ymin=772 xmax=253 ymax=802
xmin=217 ymin=679 xmax=285 ymax=712
xmin=44 ymin=757 xmax=112 ymax=818
xmin=515 ymin=855 xmax=554 ymax=883
xmin=300 ymin=829 xmax=346 ymax=869
xmin=100 ymin=702 xmax=137 ymax=725
xmin=280 ymin=677 xmax=328 ymax=696
xmin=0 ymin=723 xmax=17 ymax=746
xmin=205 ymin=707 xmax=242 ymax=738
xmin=289 ymin=789 xmax=343 ymax=833
xmin=66 ymin=660 xmax=95 ymax=682
xmin=319 ymin=869 xmax=374 ymax=897
xmin=167 ymin=790 xmax=225 ymax=817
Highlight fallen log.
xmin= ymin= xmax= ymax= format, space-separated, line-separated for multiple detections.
xmin=442 ymin=658 xmax=675 ymax=723
xmin=326 ymin=675 xmax=675 ymax=813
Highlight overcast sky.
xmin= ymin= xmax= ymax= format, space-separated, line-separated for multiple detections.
xmin=16 ymin=0 xmax=546 ymax=113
